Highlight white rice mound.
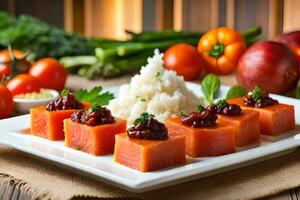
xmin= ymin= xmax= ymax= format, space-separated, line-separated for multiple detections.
xmin=108 ymin=49 xmax=202 ymax=126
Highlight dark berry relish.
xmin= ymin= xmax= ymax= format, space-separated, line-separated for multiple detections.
xmin=71 ymin=104 xmax=115 ymax=126
xmin=207 ymin=99 xmax=241 ymax=116
xmin=46 ymin=92 xmax=83 ymax=111
xmin=181 ymin=105 xmax=217 ymax=128
xmin=127 ymin=112 xmax=168 ymax=140
xmin=244 ymin=87 xmax=278 ymax=108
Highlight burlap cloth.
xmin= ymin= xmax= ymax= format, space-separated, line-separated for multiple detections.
xmin=0 ymin=75 xmax=299 ymax=200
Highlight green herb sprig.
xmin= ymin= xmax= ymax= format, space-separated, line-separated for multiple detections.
xmin=196 ymin=105 xmax=205 ymax=112
xmin=75 ymin=86 xmax=114 ymax=106
xmin=226 ymin=85 xmax=247 ymax=99
xmin=88 ymin=103 xmax=102 ymax=112
xmin=61 ymin=88 xmax=71 ymax=96
xmin=180 ymin=111 xmax=187 ymax=116
xmin=201 ymin=73 xmax=220 ymax=104
xmin=217 ymin=99 xmax=227 ymax=108
xmin=155 ymin=71 xmax=162 ymax=82
xmin=252 ymin=86 xmax=262 ymax=101
xmin=134 ymin=112 xmax=154 ymax=126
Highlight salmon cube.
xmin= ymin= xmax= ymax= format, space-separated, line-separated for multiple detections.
xmin=64 ymin=118 xmax=127 ymax=155
xmin=166 ymin=118 xmax=236 ymax=157
xmin=218 ymin=110 xmax=260 ymax=147
xmin=114 ymin=133 xmax=186 ymax=172
xmin=30 ymin=103 xmax=90 ymax=141
xmin=228 ymin=97 xmax=295 ymax=136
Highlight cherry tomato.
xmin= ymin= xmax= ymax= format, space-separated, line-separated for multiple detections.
xmin=6 ymin=74 xmax=42 ymax=96
xmin=164 ymin=43 xmax=203 ymax=81
xmin=0 ymin=84 xmax=14 ymax=119
xmin=0 ymin=49 xmax=29 ymax=78
xmin=29 ymin=58 xmax=67 ymax=90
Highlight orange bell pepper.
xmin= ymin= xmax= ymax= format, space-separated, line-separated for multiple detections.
xmin=197 ymin=27 xmax=247 ymax=75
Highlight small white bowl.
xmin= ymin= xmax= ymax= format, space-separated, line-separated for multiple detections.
xmin=13 ymin=89 xmax=59 ymax=114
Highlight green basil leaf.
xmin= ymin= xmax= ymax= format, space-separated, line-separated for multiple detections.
xmin=226 ymin=85 xmax=248 ymax=99
xmin=75 ymin=86 xmax=114 ymax=106
xmin=201 ymin=74 xmax=220 ymax=104
xmin=296 ymin=79 xmax=300 ymax=99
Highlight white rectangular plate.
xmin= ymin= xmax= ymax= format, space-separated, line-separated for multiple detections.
xmin=0 ymin=83 xmax=299 ymax=193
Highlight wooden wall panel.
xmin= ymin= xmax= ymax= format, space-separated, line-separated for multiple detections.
xmin=84 ymin=0 xmax=142 ymax=39
xmin=155 ymin=0 xmax=174 ymax=30
xmin=283 ymin=0 xmax=300 ymax=32
xmin=181 ymin=0 xmax=219 ymax=32
xmin=142 ymin=0 xmax=156 ymax=31
xmin=268 ymin=0 xmax=283 ymax=39
xmin=84 ymin=0 xmax=117 ymax=38
xmin=226 ymin=0 xmax=235 ymax=28
xmin=2 ymin=0 xmax=297 ymax=40
xmin=173 ymin=0 xmax=183 ymax=31
xmin=64 ymin=0 xmax=84 ymax=34
xmin=123 ymin=0 xmax=143 ymax=34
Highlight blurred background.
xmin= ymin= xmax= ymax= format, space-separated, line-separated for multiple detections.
xmin=1 ymin=0 xmax=299 ymax=40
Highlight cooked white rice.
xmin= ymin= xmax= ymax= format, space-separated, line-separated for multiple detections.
xmin=108 ymin=49 xmax=202 ymax=126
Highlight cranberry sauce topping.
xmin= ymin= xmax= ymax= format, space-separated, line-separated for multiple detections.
xmin=127 ymin=112 xmax=168 ymax=140
xmin=207 ymin=99 xmax=241 ymax=116
xmin=71 ymin=104 xmax=115 ymax=126
xmin=244 ymin=87 xmax=278 ymax=108
xmin=46 ymin=89 xmax=83 ymax=111
xmin=181 ymin=105 xmax=217 ymax=128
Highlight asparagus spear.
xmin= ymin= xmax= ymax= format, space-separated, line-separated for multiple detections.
xmin=97 ymin=38 xmax=199 ymax=62
xmin=126 ymin=30 xmax=203 ymax=42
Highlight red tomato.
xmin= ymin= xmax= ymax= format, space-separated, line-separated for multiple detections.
xmin=0 ymin=49 xmax=29 ymax=78
xmin=0 ymin=84 xmax=14 ymax=119
xmin=163 ymin=43 xmax=203 ymax=81
xmin=29 ymin=58 xmax=67 ymax=90
xmin=6 ymin=74 xmax=42 ymax=96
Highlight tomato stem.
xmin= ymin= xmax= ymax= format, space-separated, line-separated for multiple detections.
xmin=208 ymin=43 xmax=224 ymax=58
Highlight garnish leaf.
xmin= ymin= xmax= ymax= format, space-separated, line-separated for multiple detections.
xmin=252 ymin=86 xmax=262 ymax=101
xmin=296 ymin=80 xmax=300 ymax=99
xmin=75 ymin=86 xmax=114 ymax=106
xmin=134 ymin=112 xmax=154 ymax=126
xmin=201 ymin=74 xmax=220 ymax=104
xmin=226 ymin=85 xmax=247 ymax=99
xmin=196 ymin=105 xmax=205 ymax=112
xmin=155 ymin=71 xmax=162 ymax=82
xmin=88 ymin=103 xmax=102 ymax=112
xmin=61 ymin=88 xmax=71 ymax=96
xmin=217 ymin=99 xmax=227 ymax=108
xmin=180 ymin=111 xmax=187 ymax=117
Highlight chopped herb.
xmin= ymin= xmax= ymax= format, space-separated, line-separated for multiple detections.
xmin=74 ymin=146 xmax=81 ymax=151
xmin=133 ymin=118 xmax=141 ymax=126
xmin=217 ymin=99 xmax=227 ymax=108
xmin=136 ymin=96 xmax=146 ymax=102
xmin=88 ymin=103 xmax=102 ymax=112
xmin=180 ymin=111 xmax=187 ymax=117
xmin=75 ymin=86 xmax=114 ymax=106
xmin=252 ymin=86 xmax=262 ymax=101
xmin=134 ymin=112 xmax=154 ymax=126
xmin=155 ymin=71 xmax=162 ymax=82
xmin=61 ymin=88 xmax=71 ymax=96
xmin=196 ymin=105 xmax=205 ymax=112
